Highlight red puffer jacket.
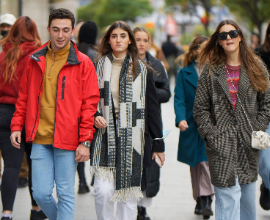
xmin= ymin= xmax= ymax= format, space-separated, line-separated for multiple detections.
xmin=11 ymin=41 xmax=100 ymax=151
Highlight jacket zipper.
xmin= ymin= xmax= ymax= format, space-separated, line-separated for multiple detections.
xmin=62 ymin=76 xmax=65 ymax=100
xmin=52 ymin=75 xmax=59 ymax=147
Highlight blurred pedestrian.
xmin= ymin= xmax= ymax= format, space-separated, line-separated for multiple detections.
xmin=162 ymin=35 xmax=181 ymax=81
xmin=0 ymin=16 xmax=47 ymax=220
xmin=255 ymin=21 xmax=270 ymax=211
xmin=193 ymin=19 xmax=270 ymax=220
xmin=0 ymin=14 xmax=16 ymax=40
xmin=250 ymin=32 xmax=260 ymax=51
xmin=148 ymin=34 xmax=169 ymax=71
xmin=91 ymin=21 xmax=165 ymax=220
xmin=0 ymin=14 xmax=16 ymax=190
xmin=76 ymin=20 xmax=99 ymax=194
xmin=174 ymin=35 xmax=214 ymax=220
xmin=10 ymin=8 xmax=100 ymax=220
xmin=133 ymin=27 xmax=171 ymax=220
xmin=78 ymin=20 xmax=98 ymax=62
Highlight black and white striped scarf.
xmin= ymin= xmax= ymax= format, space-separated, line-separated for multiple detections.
xmin=90 ymin=53 xmax=147 ymax=202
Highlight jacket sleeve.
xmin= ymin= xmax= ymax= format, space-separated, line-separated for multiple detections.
xmin=146 ymin=69 xmax=164 ymax=152
xmin=79 ymin=58 xmax=100 ymax=143
xmin=193 ymin=65 xmax=219 ymax=141
xmin=254 ymin=63 xmax=270 ymax=131
xmin=174 ymin=69 xmax=186 ymax=127
xmin=154 ymin=60 xmax=171 ymax=103
xmin=10 ymin=58 xmax=31 ymax=132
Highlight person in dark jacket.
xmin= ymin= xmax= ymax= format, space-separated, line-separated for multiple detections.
xmin=174 ymin=35 xmax=215 ymax=220
xmin=133 ymin=27 xmax=171 ymax=220
xmin=77 ymin=20 xmax=98 ymax=62
xmin=162 ymin=35 xmax=182 ymax=81
xmin=76 ymin=20 xmax=99 ymax=194
xmin=255 ymin=21 xmax=270 ymax=211
xmin=91 ymin=21 xmax=165 ymax=220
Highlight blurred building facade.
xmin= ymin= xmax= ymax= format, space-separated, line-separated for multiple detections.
xmin=0 ymin=0 xmax=78 ymax=43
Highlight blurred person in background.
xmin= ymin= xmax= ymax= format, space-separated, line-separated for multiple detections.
xmin=133 ymin=27 xmax=171 ymax=220
xmin=174 ymin=35 xmax=214 ymax=220
xmin=0 ymin=14 xmax=16 ymax=40
xmin=148 ymin=34 xmax=169 ymax=71
xmin=78 ymin=20 xmax=98 ymax=62
xmin=194 ymin=19 xmax=270 ymax=220
xmin=76 ymin=20 xmax=99 ymax=194
xmin=0 ymin=16 xmax=47 ymax=220
xmin=250 ymin=32 xmax=260 ymax=51
xmin=162 ymin=35 xmax=181 ymax=82
xmin=0 ymin=13 xmax=16 ymax=190
xmin=255 ymin=21 xmax=270 ymax=211
xmin=91 ymin=21 xmax=165 ymax=220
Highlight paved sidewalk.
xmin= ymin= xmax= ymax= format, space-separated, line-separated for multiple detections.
xmin=10 ymin=83 xmax=270 ymax=220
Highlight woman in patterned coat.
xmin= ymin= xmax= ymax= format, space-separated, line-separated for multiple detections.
xmin=90 ymin=21 xmax=165 ymax=220
xmin=193 ymin=19 xmax=270 ymax=220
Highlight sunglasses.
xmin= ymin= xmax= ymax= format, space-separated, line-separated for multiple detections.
xmin=216 ymin=30 xmax=240 ymax=41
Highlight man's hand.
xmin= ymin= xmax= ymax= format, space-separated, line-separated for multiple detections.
xmin=152 ymin=152 xmax=165 ymax=166
xmin=94 ymin=116 xmax=107 ymax=129
xmin=10 ymin=131 xmax=22 ymax=149
xmin=75 ymin=144 xmax=90 ymax=162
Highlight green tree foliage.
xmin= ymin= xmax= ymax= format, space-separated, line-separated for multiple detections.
xmin=165 ymin=0 xmax=212 ymax=36
xmin=77 ymin=0 xmax=153 ymax=28
xmin=222 ymin=0 xmax=270 ymax=36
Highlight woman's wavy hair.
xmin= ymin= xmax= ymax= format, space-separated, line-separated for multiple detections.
xmin=176 ymin=35 xmax=208 ymax=67
xmin=0 ymin=16 xmax=41 ymax=84
xmin=99 ymin=21 xmax=139 ymax=79
xmin=199 ymin=19 xmax=269 ymax=93
xmin=262 ymin=22 xmax=270 ymax=53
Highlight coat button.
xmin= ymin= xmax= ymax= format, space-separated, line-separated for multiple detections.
xmin=233 ymin=121 xmax=238 ymax=126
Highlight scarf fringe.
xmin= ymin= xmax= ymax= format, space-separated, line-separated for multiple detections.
xmin=110 ymin=187 xmax=144 ymax=202
xmin=90 ymin=166 xmax=115 ymax=181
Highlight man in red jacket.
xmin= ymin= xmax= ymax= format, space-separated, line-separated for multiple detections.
xmin=10 ymin=8 xmax=100 ymax=220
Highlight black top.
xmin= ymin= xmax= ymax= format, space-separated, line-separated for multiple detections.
xmin=255 ymin=46 xmax=270 ymax=71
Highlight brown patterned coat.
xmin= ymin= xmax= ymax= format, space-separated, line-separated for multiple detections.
xmin=193 ymin=63 xmax=270 ymax=187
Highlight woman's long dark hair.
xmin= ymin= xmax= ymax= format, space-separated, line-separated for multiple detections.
xmin=262 ymin=22 xmax=270 ymax=53
xmin=177 ymin=35 xmax=208 ymax=67
xmin=99 ymin=21 xmax=139 ymax=79
xmin=199 ymin=19 xmax=269 ymax=93
xmin=0 ymin=16 xmax=41 ymax=84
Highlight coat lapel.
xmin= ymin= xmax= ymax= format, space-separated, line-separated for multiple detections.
xmin=237 ymin=66 xmax=251 ymax=109
xmin=215 ymin=65 xmax=233 ymax=107
xmin=185 ymin=62 xmax=198 ymax=88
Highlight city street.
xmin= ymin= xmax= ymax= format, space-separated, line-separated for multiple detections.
xmin=11 ymin=80 xmax=270 ymax=220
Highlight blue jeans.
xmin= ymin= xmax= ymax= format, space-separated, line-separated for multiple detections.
xmin=259 ymin=123 xmax=270 ymax=189
xmin=31 ymin=144 xmax=77 ymax=220
xmin=214 ymin=178 xmax=256 ymax=220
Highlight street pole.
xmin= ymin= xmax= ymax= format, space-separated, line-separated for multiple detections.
xmin=18 ymin=0 xmax=22 ymax=16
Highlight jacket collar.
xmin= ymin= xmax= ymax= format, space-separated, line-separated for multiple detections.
xmin=145 ymin=51 xmax=155 ymax=63
xmin=183 ymin=61 xmax=198 ymax=88
xmin=30 ymin=40 xmax=80 ymax=65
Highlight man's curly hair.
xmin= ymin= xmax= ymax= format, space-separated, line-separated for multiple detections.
xmin=48 ymin=8 xmax=75 ymax=29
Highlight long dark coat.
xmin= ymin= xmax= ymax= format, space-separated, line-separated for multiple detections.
xmin=141 ymin=52 xmax=171 ymax=197
xmin=193 ymin=63 xmax=270 ymax=187
xmin=174 ymin=61 xmax=207 ymax=167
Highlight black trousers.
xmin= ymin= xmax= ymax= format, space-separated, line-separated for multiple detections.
xmin=0 ymin=104 xmax=37 ymax=210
